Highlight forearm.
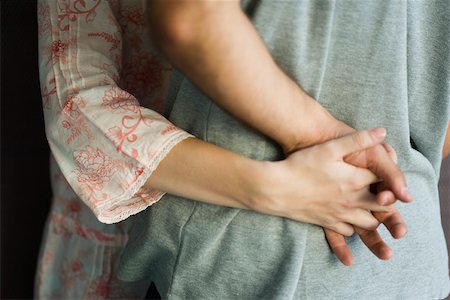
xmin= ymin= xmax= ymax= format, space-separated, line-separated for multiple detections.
xmin=144 ymin=130 xmax=392 ymax=236
xmin=443 ymin=122 xmax=450 ymax=159
xmin=148 ymin=0 xmax=345 ymax=152
xmin=144 ymin=137 xmax=265 ymax=211
xmin=147 ymin=1 xmax=412 ymax=206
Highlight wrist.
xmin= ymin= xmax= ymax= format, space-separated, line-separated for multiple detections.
xmin=280 ymin=102 xmax=338 ymax=153
xmin=281 ymin=96 xmax=354 ymax=154
xmin=238 ymin=159 xmax=287 ymax=216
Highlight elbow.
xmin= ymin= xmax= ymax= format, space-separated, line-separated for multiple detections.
xmin=148 ymin=1 xmax=240 ymax=51
xmin=148 ymin=3 xmax=200 ymax=51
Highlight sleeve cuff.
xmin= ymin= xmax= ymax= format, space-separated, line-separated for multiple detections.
xmin=94 ymin=131 xmax=193 ymax=224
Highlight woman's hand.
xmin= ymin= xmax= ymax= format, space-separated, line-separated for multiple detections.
xmin=249 ymin=128 xmax=392 ymax=236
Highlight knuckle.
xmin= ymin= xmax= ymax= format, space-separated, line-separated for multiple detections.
xmin=341 ymin=177 xmax=363 ymax=193
xmin=337 ymin=183 xmax=348 ymax=195
xmin=351 ymin=176 xmax=365 ymax=190
xmin=324 ymin=220 xmax=334 ymax=229
xmin=368 ymin=219 xmax=380 ymax=230
xmin=338 ymin=198 xmax=354 ymax=209
xmin=322 ymin=218 xmax=336 ymax=231
xmin=343 ymin=227 xmax=355 ymax=237
xmin=362 ymin=216 xmax=380 ymax=230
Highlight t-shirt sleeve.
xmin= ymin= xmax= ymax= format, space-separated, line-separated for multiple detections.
xmin=38 ymin=0 xmax=193 ymax=223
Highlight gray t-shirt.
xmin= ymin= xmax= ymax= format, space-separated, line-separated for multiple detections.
xmin=118 ymin=1 xmax=450 ymax=299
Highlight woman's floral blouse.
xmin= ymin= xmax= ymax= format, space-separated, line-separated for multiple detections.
xmin=35 ymin=0 xmax=192 ymax=298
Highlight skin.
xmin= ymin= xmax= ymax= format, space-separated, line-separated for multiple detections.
xmin=147 ymin=0 xmax=341 ymax=152
xmin=147 ymin=129 xmax=391 ymax=234
xmin=144 ymin=0 xmax=423 ymax=265
xmin=334 ymin=123 xmax=450 ymax=265
xmin=443 ymin=123 xmax=450 ymax=159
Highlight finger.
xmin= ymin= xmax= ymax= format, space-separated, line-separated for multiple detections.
xmin=346 ymin=166 xmax=379 ymax=188
xmin=373 ymin=209 xmax=407 ymax=239
xmin=383 ymin=143 xmax=398 ymax=164
xmin=342 ymin=209 xmax=380 ymax=230
xmin=332 ymin=222 xmax=355 ymax=237
xmin=324 ymin=228 xmax=353 ymax=266
xmin=368 ymin=145 xmax=412 ymax=203
xmin=331 ymin=128 xmax=386 ymax=158
xmin=375 ymin=144 xmax=401 ymax=205
xmin=373 ymin=181 xmax=397 ymax=206
xmin=375 ymin=189 xmax=397 ymax=206
xmin=348 ymin=190 xmax=393 ymax=212
xmin=354 ymin=226 xmax=393 ymax=260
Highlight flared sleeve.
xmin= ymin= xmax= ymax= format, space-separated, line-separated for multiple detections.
xmin=37 ymin=0 xmax=193 ymax=223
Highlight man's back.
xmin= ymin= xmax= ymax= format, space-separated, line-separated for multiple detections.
xmin=119 ymin=1 xmax=450 ymax=298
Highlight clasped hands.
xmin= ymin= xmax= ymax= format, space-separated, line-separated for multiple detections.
xmin=251 ymin=127 xmax=411 ymax=266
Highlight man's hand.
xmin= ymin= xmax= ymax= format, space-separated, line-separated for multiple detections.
xmin=252 ymin=129 xmax=399 ymax=236
xmin=325 ymin=197 xmax=407 ymax=265
xmin=325 ymin=143 xmax=409 ymax=265
xmin=283 ymin=122 xmax=411 ymax=265
xmin=325 ymin=191 xmax=407 ymax=265
xmin=147 ymin=0 xmax=414 ymax=266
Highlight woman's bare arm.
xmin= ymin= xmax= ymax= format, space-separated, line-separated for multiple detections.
xmin=145 ymin=129 xmax=391 ymax=236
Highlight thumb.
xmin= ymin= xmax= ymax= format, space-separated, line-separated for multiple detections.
xmin=333 ymin=128 xmax=386 ymax=157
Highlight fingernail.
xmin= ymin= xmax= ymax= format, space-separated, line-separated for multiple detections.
xmin=370 ymin=127 xmax=386 ymax=139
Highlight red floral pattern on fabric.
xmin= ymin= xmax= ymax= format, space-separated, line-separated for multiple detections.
xmin=87 ymin=276 xmax=112 ymax=299
xmin=88 ymin=31 xmax=120 ymax=51
xmin=61 ymin=93 xmax=94 ymax=144
xmin=102 ymin=86 xmax=154 ymax=158
xmin=102 ymin=86 xmax=139 ymax=113
xmin=72 ymin=146 xmax=129 ymax=205
xmin=161 ymin=124 xmax=180 ymax=136
xmin=41 ymin=78 xmax=57 ymax=109
xmin=38 ymin=2 xmax=52 ymax=37
xmin=50 ymin=210 xmax=122 ymax=245
xmin=51 ymin=39 xmax=69 ymax=64
xmin=56 ymin=0 xmax=102 ymax=31
xmin=120 ymin=51 xmax=171 ymax=114
xmin=119 ymin=5 xmax=145 ymax=32
xmin=67 ymin=198 xmax=82 ymax=215
xmin=118 ymin=5 xmax=145 ymax=49
xmin=60 ymin=254 xmax=89 ymax=289
xmin=74 ymin=146 xmax=118 ymax=186
xmin=36 ymin=0 xmax=191 ymax=297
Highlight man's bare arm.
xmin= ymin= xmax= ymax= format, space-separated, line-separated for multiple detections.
xmin=147 ymin=1 xmax=409 ymax=199
xmin=147 ymin=0 xmax=341 ymax=153
xmin=443 ymin=122 xmax=450 ymax=159
xmin=146 ymin=0 xmax=410 ymax=264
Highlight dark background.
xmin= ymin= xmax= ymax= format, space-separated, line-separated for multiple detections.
xmin=1 ymin=1 xmax=52 ymax=299
xmin=1 ymin=1 xmax=449 ymax=299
